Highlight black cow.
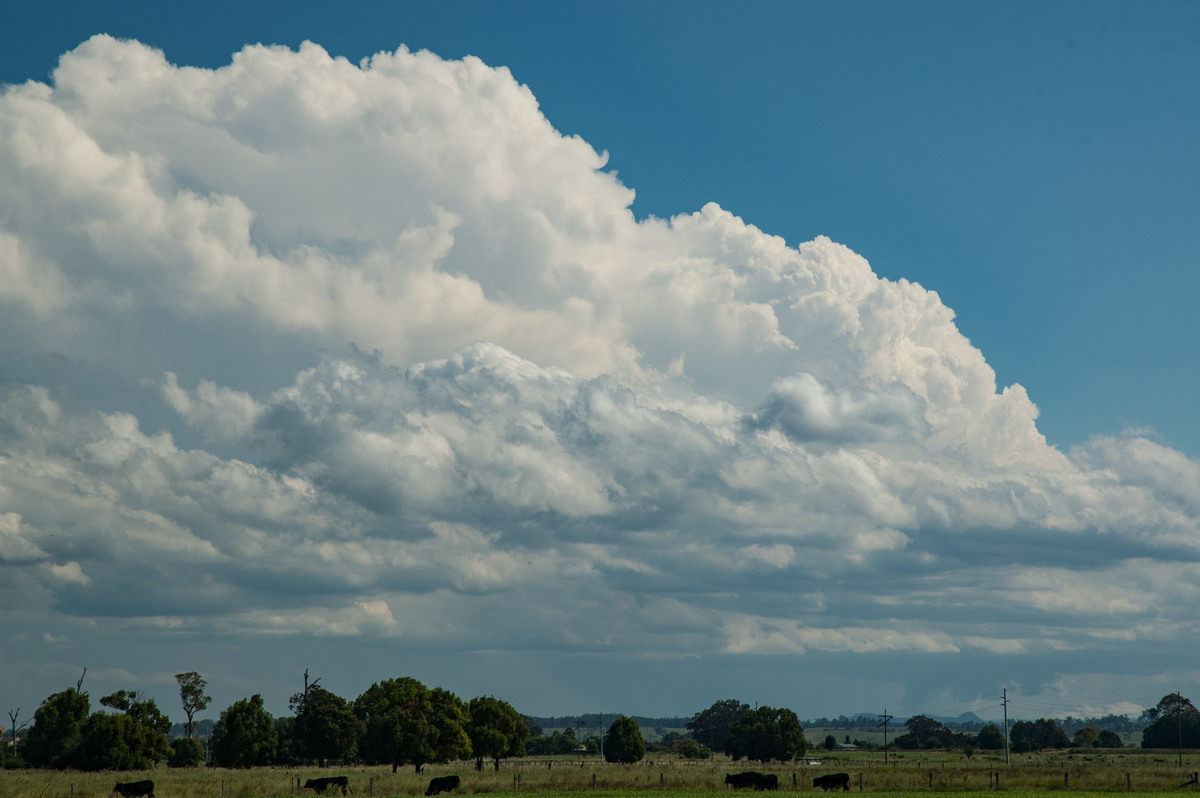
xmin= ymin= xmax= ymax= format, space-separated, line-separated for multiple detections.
xmin=304 ymin=776 xmax=351 ymax=795
xmin=813 ymin=772 xmax=850 ymax=792
xmin=425 ymin=775 xmax=460 ymax=796
xmin=757 ymin=774 xmax=780 ymax=791
xmin=725 ymin=772 xmax=765 ymax=790
xmin=112 ymin=782 xmax=154 ymax=798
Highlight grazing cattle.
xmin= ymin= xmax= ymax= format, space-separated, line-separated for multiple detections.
xmin=813 ymin=772 xmax=850 ymax=792
xmin=303 ymin=776 xmax=351 ymax=795
xmin=425 ymin=775 xmax=460 ymax=796
xmin=725 ymin=772 xmax=764 ymax=790
xmin=112 ymin=782 xmax=154 ymax=798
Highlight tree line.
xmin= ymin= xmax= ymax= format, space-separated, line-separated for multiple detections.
xmin=808 ymin=693 xmax=1198 ymax=755
xmin=682 ymin=695 xmax=1200 ymax=758
xmin=5 ymin=672 xmax=531 ymax=773
xmin=880 ymin=715 xmax=1123 ymax=754
xmin=5 ymin=674 xmax=1198 ymax=773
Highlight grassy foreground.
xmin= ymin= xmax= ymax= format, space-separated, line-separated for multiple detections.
xmin=2 ymin=751 xmax=1197 ymax=798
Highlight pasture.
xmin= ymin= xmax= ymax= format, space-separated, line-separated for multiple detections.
xmin=1 ymin=749 xmax=1197 ymax=798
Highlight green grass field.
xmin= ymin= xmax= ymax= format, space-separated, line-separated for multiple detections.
xmin=2 ymin=750 xmax=1197 ymax=798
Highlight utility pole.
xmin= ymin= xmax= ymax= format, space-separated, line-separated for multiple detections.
xmin=1002 ymin=689 xmax=1010 ymax=766
xmin=1178 ymin=711 xmax=1184 ymax=768
xmin=879 ymin=709 xmax=894 ymax=765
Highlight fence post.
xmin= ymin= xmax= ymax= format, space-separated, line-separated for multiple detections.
xmin=929 ymin=772 xmax=933 ymax=788
xmin=660 ymin=773 xmax=665 ymax=788
xmin=70 ymin=785 xmax=75 ymax=798
xmin=222 ymin=779 xmax=227 ymax=796
xmin=592 ymin=773 xmax=597 ymax=789
xmin=370 ymin=776 xmax=375 ymax=796
xmin=1064 ymin=772 xmax=1069 ymax=789
xmin=792 ymin=773 xmax=797 ymax=788
xmin=858 ymin=773 xmax=863 ymax=792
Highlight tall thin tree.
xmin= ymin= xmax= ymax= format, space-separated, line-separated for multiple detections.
xmin=175 ymin=672 xmax=212 ymax=739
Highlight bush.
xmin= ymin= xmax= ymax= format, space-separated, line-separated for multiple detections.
xmin=603 ymin=716 xmax=645 ymax=764
xmin=674 ymin=738 xmax=712 ymax=759
xmin=169 ymin=737 xmax=205 ymax=767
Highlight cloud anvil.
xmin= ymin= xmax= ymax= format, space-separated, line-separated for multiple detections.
xmin=1 ymin=35 xmax=1197 ymax=718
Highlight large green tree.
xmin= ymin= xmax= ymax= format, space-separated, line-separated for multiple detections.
xmin=290 ymin=686 xmax=363 ymax=766
xmin=1141 ymin=693 xmax=1200 ymax=749
xmin=1010 ymin=718 xmax=1069 ymax=753
xmin=895 ymin=715 xmax=943 ymax=749
xmin=19 ymin=688 xmax=90 ymax=768
xmin=467 ymin=696 xmax=527 ymax=771
xmin=174 ymin=672 xmax=212 ymax=739
xmin=75 ymin=690 xmax=172 ymax=770
xmin=75 ymin=712 xmax=139 ymax=771
xmin=893 ymin=714 xmax=969 ymax=750
xmin=603 ymin=716 xmax=646 ymax=764
xmin=726 ymin=706 xmax=806 ymax=762
xmin=976 ymin=723 xmax=1005 ymax=750
xmin=355 ymin=677 xmax=470 ymax=773
xmin=210 ymin=695 xmax=278 ymax=768
xmin=428 ymin=688 xmax=472 ymax=768
xmin=687 ymin=699 xmax=749 ymax=753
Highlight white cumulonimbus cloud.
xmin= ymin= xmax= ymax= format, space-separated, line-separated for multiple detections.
xmin=0 ymin=35 xmax=1197 ymax=712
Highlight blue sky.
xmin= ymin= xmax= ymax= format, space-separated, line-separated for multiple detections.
xmin=1 ymin=1 xmax=1198 ymax=727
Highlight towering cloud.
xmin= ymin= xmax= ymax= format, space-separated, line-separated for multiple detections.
xmin=0 ymin=36 xmax=1196 ymax=714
